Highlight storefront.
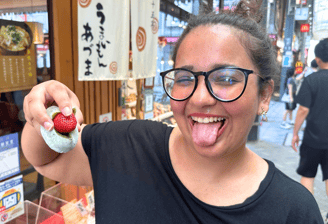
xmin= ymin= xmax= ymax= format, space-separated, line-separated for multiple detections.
xmin=0 ymin=0 xmax=194 ymax=222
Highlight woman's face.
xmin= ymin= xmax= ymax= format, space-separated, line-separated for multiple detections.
xmin=171 ymin=24 xmax=271 ymax=158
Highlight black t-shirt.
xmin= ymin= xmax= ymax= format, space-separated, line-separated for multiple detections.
xmin=296 ymin=69 xmax=328 ymax=149
xmin=82 ymin=120 xmax=323 ymax=224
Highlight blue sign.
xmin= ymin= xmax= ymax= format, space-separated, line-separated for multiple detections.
xmin=0 ymin=133 xmax=20 ymax=181
xmin=283 ymin=55 xmax=293 ymax=67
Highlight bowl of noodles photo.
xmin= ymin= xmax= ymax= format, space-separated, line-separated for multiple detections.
xmin=0 ymin=21 xmax=32 ymax=56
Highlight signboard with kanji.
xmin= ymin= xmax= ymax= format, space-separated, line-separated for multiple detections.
xmin=0 ymin=20 xmax=37 ymax=93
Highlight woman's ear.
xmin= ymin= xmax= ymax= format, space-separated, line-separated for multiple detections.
xmin=258 ymin=79 xmax=274 ymax=115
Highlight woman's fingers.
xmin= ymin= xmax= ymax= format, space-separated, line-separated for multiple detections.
xmin=46 ymin=81 xmax=75 ymax=116
xmin=23 ymin=80 xmax=82 ymax=133
xmin=24 ymin=84 xmax=53 ymax=130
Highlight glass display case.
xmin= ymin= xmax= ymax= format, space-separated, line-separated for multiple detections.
xmin=6 ymin=200 xmax=64 ymax=224
xmin=39 ymin=183 xmax=94 ymax=224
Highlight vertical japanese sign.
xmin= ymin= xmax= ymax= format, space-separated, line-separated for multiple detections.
xmin=280 ymin=1 xmax=295 ymax=99
xmin=131 ymin=0 xmax=160 ymax=79
xmin=0 ymin=175 xmax=24 ymax=224
xmin=0 ymin=20 xmax=37 ymax=93
xmin=78 ymin=0 xmax=130 ymax=81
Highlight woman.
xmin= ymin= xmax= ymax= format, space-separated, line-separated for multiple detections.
xmin=281 ymin=68 xmax=298 ymax=129
xmin=21 ymin=0 xmax=323 ymax=223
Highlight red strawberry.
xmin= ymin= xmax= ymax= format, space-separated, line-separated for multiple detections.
xmin=53 ymin=113 xmax=77 ymax=133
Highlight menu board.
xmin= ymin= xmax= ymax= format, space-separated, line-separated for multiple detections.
xmin=0 ymin=19 xmax=37 ymax=93
xmin=0 ymin=133 xmax=20 ymax=182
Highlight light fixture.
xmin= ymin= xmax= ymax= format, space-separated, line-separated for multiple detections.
xmin=168 ymin=59 xmax=174 ymax=66
xmin=160 ymin=57 xmax=164 ymax=65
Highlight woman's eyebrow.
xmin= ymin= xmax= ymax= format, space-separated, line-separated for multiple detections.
xmin=177 ymin=63 xmax=237 ymax=71
xmin=178 ymin=65 xmax=194 ymax=70
xmin=210 ymin=63 xmax=236 ymax=70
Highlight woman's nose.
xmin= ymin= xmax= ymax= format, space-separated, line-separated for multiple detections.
xmin=189 ymin=77 xmax=217 ymax=106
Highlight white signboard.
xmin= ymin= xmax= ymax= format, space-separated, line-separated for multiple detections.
xmin=0 ymin=175 xmax=24 ymax=223
xmin=295 ymin=7 xmax=309 ymax=20
xmin=99 ymin=112 xmax=112 ymax=123
xmin=0 ymin=133 xmax=20 ymax=181
xmin=78 ymin=0 xmax=130 ymax=80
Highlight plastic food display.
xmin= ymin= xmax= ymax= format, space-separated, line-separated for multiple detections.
xmin=6 ymin=183 xmax=94 ymax=224
xmin=5 ymin=200 xmax=64 ymax=224
xmin=39 ymin=183 xmax=95 ymax=224
xmin=40 ymin=106 xmax=78 ymax=153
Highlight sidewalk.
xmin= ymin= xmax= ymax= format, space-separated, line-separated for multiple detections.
xmin=246 ymin=100 xmax=327 ymax=220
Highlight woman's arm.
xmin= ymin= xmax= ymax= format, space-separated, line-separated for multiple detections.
xmin=288 ymin=83 xmax=294 ymax=102
xmin=21 ymin=81 xmax=93 ymax=186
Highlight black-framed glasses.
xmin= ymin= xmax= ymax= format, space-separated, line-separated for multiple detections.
xmin=160 ymin=67 xmax=264 ymax=102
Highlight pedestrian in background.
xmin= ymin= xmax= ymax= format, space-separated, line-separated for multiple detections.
xmin=295 ymin=59 xmax=319 ymax=96
xmin=304 ymin=59 xmax=319 ymax=78
xmin=292 ymin=38 xmax=328 ymax=203
xmin=280 ymin=67 xmax=297 ymax=129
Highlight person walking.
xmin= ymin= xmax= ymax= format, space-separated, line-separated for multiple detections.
xmin=280 ymin=68 xmax=298 ymax=129
xmin=292 ymin=38 xmax=328 ymax=206
xmin=304 ymin=59 xmax=319 ymax=78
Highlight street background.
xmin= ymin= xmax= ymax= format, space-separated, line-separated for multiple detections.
xmin=247 ymin=98 xmax=327 ymax=220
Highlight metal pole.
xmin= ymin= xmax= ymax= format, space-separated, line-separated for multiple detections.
xmin=280 ymin=0 xmax=295 ymax=100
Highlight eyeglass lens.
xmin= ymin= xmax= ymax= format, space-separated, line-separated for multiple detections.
xmin=163 ymin=68 xmax=246 ymax=101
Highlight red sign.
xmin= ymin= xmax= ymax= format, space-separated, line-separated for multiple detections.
xmin=295 ymin=61 xmax=304 ymax=74
xmin=300 ymin=24 xmax=310 ymax=32
xmin=296 ymin=0 xmax=307 ymax=5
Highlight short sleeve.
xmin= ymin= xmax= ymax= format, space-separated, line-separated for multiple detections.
xmin=295 ymin=78 xmax=312 ymax=108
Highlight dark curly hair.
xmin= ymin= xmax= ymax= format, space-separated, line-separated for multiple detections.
xmin=314 ymin=38 xmax=328 ymax=63
xmin=172 ymin=0 xmax=279 ymax=93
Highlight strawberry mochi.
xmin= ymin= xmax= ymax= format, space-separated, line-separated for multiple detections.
xmin=40 ymin=106 xmax=78 ymax=153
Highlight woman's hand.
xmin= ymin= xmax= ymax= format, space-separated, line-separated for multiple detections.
xmin=23 ymin=80 xmax=83 ymax=136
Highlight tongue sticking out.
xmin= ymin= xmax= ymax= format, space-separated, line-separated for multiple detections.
xmin=192 ymin=121 xmax=223 ymax=147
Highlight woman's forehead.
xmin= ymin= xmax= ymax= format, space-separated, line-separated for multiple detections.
xmin=176 ymin=25 xmax=254 ymax=69
xmin=188 ymin=24 xmax=240 ymax=39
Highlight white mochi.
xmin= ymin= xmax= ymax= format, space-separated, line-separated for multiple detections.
xmin=40 ymin=106 xmax=78 ymax=153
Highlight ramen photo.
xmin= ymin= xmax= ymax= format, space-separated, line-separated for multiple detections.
xmin=0 ymin=25 xmax=31 ymax=52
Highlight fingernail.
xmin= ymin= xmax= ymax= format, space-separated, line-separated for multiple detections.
xmin=44 ymin=122 xmax=53 ymax=131
xmin=62 ymin=107 xmax=72 ymax=116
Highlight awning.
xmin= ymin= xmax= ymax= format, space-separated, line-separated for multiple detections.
xmin=0 ymin=0 xmax=47 ymax=15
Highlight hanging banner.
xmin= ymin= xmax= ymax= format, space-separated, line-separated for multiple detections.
xmin=78 ymin=0 xmax=130 ymax=81
xmin=0 ymin=20 xmax=37 ymax=93
xmin=131 ymin=0 xmax=159 ymax=79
